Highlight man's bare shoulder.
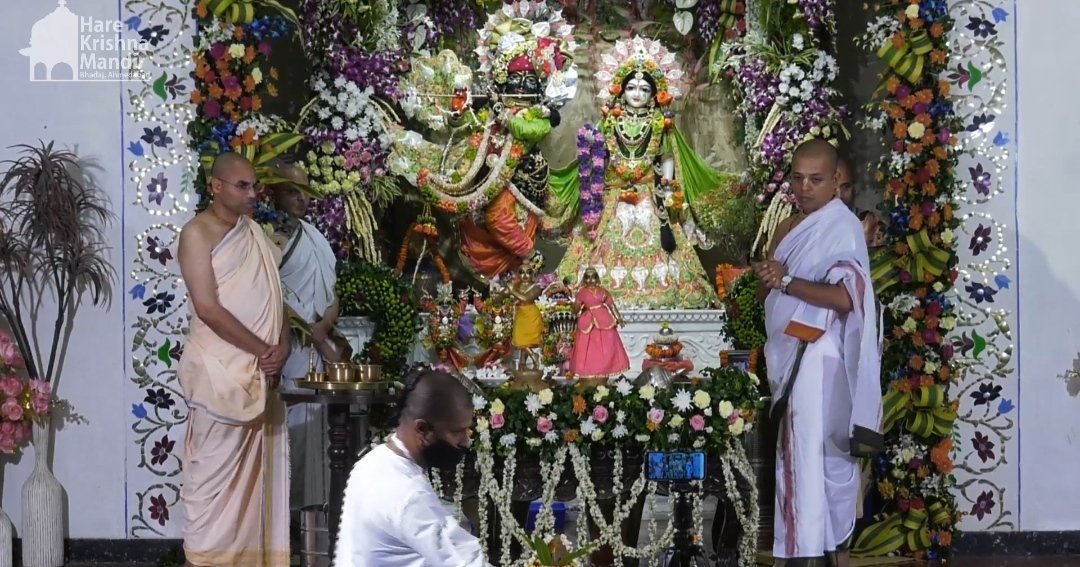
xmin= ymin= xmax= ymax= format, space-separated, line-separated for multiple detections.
xmin=179 ymin=212 xmax=229 ymax=251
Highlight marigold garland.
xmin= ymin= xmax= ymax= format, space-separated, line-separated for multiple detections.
xmin=853 ymin=0 xmax=963 ymax=561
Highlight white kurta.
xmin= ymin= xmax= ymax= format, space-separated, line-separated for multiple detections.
xmin=764 ymin=198 xmax=883 ymax=561
xmin=278 ymin=219 xmax=338 ymax=510
xmin=335 ymin=438 xmax=491 ymax=567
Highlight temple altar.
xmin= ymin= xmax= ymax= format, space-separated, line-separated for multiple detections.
xmin=338 ymin=309 xmax=730 ymax=373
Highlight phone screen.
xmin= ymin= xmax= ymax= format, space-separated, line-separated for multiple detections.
xmin=645 ymin=451 xmax=707 ymax=482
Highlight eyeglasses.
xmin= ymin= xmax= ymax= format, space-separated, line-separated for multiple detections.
xmin=215 ymin=177 xmax=263 ymax=193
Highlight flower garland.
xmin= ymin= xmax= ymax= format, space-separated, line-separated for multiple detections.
xmin=575 ymin=125 xmax=606 ymax=239
xmin=714 ymin=0 xmax=848 ymax=254
xmin=187 ymin=6 xmax=294 ymax=207
xmin=852 ymin=0 xmax=962 ymax=561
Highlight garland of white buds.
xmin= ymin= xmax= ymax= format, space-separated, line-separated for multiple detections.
xmin=718 ymin=440 xmax=760 ymax=567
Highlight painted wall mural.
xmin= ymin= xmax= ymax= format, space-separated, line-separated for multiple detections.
xmin=122 ymin=0 xmax=194 ymax=537
xmin=948 ymin=0 xmax=1019 ymax=532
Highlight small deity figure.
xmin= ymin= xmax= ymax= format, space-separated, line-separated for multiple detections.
xmin=568 ymin=267 xmax=630 ymax=380
xmin=508 ymin=252 xmax=545 ymax=371
xmin=556 ymin=36 xmax=737 ymax=310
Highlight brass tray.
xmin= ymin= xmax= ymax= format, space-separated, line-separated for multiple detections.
xmin=295 ymin=380 xmax=389 ymax=391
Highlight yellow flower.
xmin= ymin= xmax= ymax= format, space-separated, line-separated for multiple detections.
xmin=717 ymin=400 xmax=734 ymax=418
xmin=250 ymin=67 xmax=263 ymax=85
xmin=728 ymin=417 xmax=745 ymax=435
xmin=593 ymin=385 xmax=609 ymax=402
xmin=941 ymin=316 xmax=957 ymax=331
xmin=475 ymin=416 xmax=489 ymax=432
xmin=669 ymin=415 xmax=684 ymax=428
xmin=901 ymin=318 xmax=918 ymax=333
xmin=639 ymin=384 xmax=656 ymax=401
xmin=491 ymin=399 xmax=505 ymax=415
xmin=692 ymin=390 xmax=711 ymax=410
xmin=905 ymin=4 xmax=920 ymax=18
xmin=538 ymin=388 xmax=554 ymax=405
xmin=908 ymin=122 xmax=927 ymax=139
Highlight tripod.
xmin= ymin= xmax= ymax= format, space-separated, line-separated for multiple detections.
xmin=659 ymin=482 xmax=714 ymax=567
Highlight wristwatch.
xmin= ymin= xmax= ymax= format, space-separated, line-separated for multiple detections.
xmin=779 ymin=275 xmax=793 ymax=294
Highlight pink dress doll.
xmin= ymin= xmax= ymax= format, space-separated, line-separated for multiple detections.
xmin=569 ymin=267 xmax=631 ymax=378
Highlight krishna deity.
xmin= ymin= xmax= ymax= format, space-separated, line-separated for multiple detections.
xmin=388 ymin=1 xmax=579 ymax=280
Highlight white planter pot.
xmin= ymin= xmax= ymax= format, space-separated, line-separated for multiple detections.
xmin=21 ymin=417 xmax=64 ymax=567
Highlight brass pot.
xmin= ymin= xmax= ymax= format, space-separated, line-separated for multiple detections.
xmin=355 ymin=364 xmax=382 ymax=383
xmin=326 ymin=362 xmax=355 ymax=382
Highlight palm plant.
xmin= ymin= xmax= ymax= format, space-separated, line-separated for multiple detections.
xmin=0 ymin=141 xmax=114 ymax=392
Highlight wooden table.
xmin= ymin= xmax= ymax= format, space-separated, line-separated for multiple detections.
xmin=279 ymin=388 xmax=390 ymax=561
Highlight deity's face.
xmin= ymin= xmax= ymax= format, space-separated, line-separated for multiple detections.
xmin=623 ymin=75 xmax=654 ymax=109
xmin=501 ymin=71 xmax=541 ymax=97
xmin=582 ymin=268 xmax=600 ymax=287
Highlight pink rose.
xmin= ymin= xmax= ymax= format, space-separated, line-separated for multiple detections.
xmin=537 ymin=416 xmax=553 ymax=434
xmin=592 ymin=405 xmax=609 ymax=424
xmin=0 ymin=377 xmax=21 ymax=399
xmin=32 ymin=394 xmax=50 ymax=416
xmin=690 ymin=415 xmax=706 ymax=432
xmin=490 ymin=413 xmax=505 ymax=430
xmin=728 ymin=410 xmax=742 ymax=424
xmin=647 ymin=408 xmax=665 ymax=423
xmin=30 ymin=380 xmax=50 ymax=397
xmin=15 ymin=422 xmax=30 ymax=443
xmin=0 ymin=422 xmax=14 ymax=435
xmin=0 ymin=333 xmax=22 ymax=368
xmin=0 ymin=434 xmax=15 ymax=454
xmin=1 ymin=399 xmax=23 ymax=422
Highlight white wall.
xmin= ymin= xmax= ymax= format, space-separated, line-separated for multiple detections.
xmin=0 ymin=0 xmax=128 ymax=538
xmin=1016 ymin=0 xmax=1080 ymax=532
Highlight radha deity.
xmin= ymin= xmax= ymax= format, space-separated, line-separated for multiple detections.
xmin=388 ymin=1 xmax=579 ymax=280
xmin=556 ymin=37 xmax=737 ymax=310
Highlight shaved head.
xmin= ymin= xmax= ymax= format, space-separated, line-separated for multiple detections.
xmin=211 ymin=152 xmax=254 ymax=179
xmin=792 ymin=138 xmax=839 ymax=172
xmin=397 ymin=368 xmax=473 ymax=426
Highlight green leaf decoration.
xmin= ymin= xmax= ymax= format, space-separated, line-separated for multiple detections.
xmin=967 ymin=61 xmax=983 ymax=89
xmin=972 ymin=330 xmax=987 ymax=359
xmin=158 ymin=338 xmax=173 ymax=368
xmin=153 ymin=72 xmax=168 ymax=101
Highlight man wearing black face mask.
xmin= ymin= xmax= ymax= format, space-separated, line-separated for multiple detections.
xmin=336 ymin=369 xmax=491 ymax=567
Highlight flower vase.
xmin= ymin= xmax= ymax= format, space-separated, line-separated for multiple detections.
xmin=21 ymin=417 xmax=64 ymax=567
xmin=0 ymin=505 xmax=12 ymax=567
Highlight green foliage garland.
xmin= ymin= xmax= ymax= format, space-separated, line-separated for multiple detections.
xmin=720 ymin=271 xmax=767 ymax=351
xmin=336 ymin=260 xmax=421 ymax=378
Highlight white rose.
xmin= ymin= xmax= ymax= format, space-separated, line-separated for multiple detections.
xmin=717 ymin=401 xmax=734 ymax=419
xmin=728 ymin=418 xmax=745 ymax=436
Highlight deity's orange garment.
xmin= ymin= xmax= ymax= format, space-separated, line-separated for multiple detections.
xmin=460 ymin=189 xmax=539 ymax=278
xmin=178 ymin=216 xmax=289 ymax=567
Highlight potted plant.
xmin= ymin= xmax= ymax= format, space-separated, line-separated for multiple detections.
xmin=0 ymin=142 xmax=113 ymax=567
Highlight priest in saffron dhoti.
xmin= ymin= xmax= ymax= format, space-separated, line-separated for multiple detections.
xmin=177 ymin=153 xmax=291 ymax=567
xmin=753 ymin=140 xmax=883 ymax=567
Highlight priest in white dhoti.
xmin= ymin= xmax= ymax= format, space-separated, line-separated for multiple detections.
xmin=336 ymin=369 xmax=491 ymax=567
xmin=266 ymin=158 xmax=345 ymax=513
xmin=754 ymin=140 xmax=883 ymax=567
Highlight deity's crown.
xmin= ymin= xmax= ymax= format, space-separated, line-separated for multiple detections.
xmin=595 ymin=36 xmax=686 ymax=105
xmin=475 ymin=1 xmax=578 ymax=107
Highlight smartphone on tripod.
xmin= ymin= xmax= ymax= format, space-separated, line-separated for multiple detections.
xmin=646 ymin=451 xmax=715 ymax=567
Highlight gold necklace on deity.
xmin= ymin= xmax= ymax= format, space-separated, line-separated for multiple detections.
xmin=614 ymin=109 xmax=655 ymax=160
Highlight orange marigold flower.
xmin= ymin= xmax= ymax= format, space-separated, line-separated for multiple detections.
xmin=886 ymin=76 xmax=901 ymax=93
xmin=928 ymin=211 xmax=941 ymax=228
xmin=191 ymin=90 xmax=205 ymax=104
xmin=915 ymin=287 xmax=928 ymax=299
xmin=916 ymin=89 xmax=934 ymax=104
xmin=909 ymin=212 xmax=924 ymax=231
xmin=923 ymin=182 xmax=938 ymax=197
xmin=251 ymin=95 xmax=263 ymax=112
xmin=564 ymin=429 xmax=579 ymax=443
xmin=939 ymin=530 xmax=953 ymax=547
xmin=910 ymin=306 xmax=925 ymax=320
xmin=243 ymin=75 xmax=257 ymax=92
xmin=893 ymin=122 xmax=909 ymax=139
xmin=930 ymin=49 xmax=947 ymax=65
xmin=915 ymin=113 xmax=933 ymax=126
xmin=900 ymin=95 xmax=917 ymax=110
xmin=573 ymin=394 xmax=587 ymax=415
xmin=934 ymin=146 xmax=949 ymax=160
xmin=925 ymin=315 xmax=939 ymax=329
xmin=208 ymin=83 xmax=224 ymax=99
xmin=267 ymin=84 xmax=279 ymax=97
xmin=908 ymin=143 xmax=923 ymax=155
xmin=930 ymin=22 xmax=945 ymax=38
xmin=938 ymin=366 xmax=952 ymax=381
xmin=909 ymin=17 xmax=925 ymax=31
xmin=891 ymin=31 xmax=906 ymax=49
xmin=912 ymin=333 xmax=926 ymax=348
xmin=243 ymin=46 xmax=257 ymax=65
xmin=931 ymin=439 xmax=954 ymax=474
xmin=909 ymin=355 xmax=925 ymax=370
xmin=233 ymin=26 xmax=245 ymax=41
xmin=196 ymin=1 xmax=209 ymax=18
xmin=938 ymin=80 xmax=951 ymax=97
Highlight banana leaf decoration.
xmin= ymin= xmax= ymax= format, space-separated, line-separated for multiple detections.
xmin=853 ymin=499 xmax=951 ymax=556
xmin=882 ymin=384 xmax=957 ymax=438
xmin=199 ymin=132 xmax=312 ymax=194
xmin=204 ymin=0 xmax=301 ymax=31
xmin=870 ymin=228 xmax=951 ymax=294
xmin=877 ymin=30 xmax=934 ymax=84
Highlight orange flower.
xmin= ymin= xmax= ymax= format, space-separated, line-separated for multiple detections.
xmin=609 ymin=84 xmax=622 ymax=96
xmin=912 ymin=333 xmax=926 ymax=348
xmin=233 ymin=26 xmax=245 ymax=41
xmin=240 ymin=128 xmax=256 ymax=145
xmin=244 ymin=75 xmax=257 ymax=92
xmin=928 ymin=212 xmax=941 ymax=228
xmin=926 ymin=159 xmax=941 ymax=176
xmin=510 ymin=143 xmax=525 ymax=160
xmin=196 ymin=1 xmax=209 ymax=18
xmin=934 ymin=146 xmax=949 ymax=160
xmin=573 ymin=395 xmax=587 ymax=415
xmin=215 ymin=58 xmax=230 ymax=73
xmin=938 ymin=366 xmax=952 ymax=381
xmin=909 ymin=212 xmax=924 ymax=230
xmin=267 ymin=84 xmax=279 ymax=97
xmin=909 ymin=17 xmax=924 ymax=31
xmin=908 ymin=142 xmax=924 ymax=155
xmin=930 ymin=22 xmax=945 ymax=38
xmin=893 ymin=379 xmax=913 ymax=394
xmin=893 ymin=122 xmax=909 ymax=139
xmin=191 ymin=90 xmax=204 ymax=104
xmin=938 ymin=530 xmax=953 ymax=547
xmin=208 ymin=83 xmax=224 ymax=100
xmin=646 ymin=421 xmax=661 ymax=432
xmin=915 ymin=113 xmax=933 ymax=126
xmin=930 ymin=49 xmax=947 ymax=65
xmin=270 ymin=67 xmax=280 ymax=80
xmin=923 ymin=182 xmax=938 ymax=197
xmin=915 ymin=287 xmax=928 ymax=299
xmin=251 ymin=95 xmax=263 ymax=112
xmin=921 ymin=132 xmax=937 ymax=146
xmin=931 ymin=438 xmax=955 ymax=474
xmin=564 ymin=429 xmax=579 ymax=443
xmin=656 ymin=91 xmax=673 ymax=106
xmin=886 ymin=76 xmax=901 ymax=94
xmin=911 ymin=306 xmax=925 ymax=320
xmin=243 ymin=46 xmax=257 ymax=65
xmin=900 ymin=95 xmax=917 ymax=110
xmin=909 ymin=355 xmax=925 ymax=370
xmin=938 ymin=80 xmax=951 ymax=97
xmin=225 ymin=86 xmax=243 ymax=101
xmin=925 ymin=315 xmax=939 ymax=329
xmin=223 ymin=100 xmax=235 ymax=115
xmin=916 ymin=89 xmax=934 ymax=104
